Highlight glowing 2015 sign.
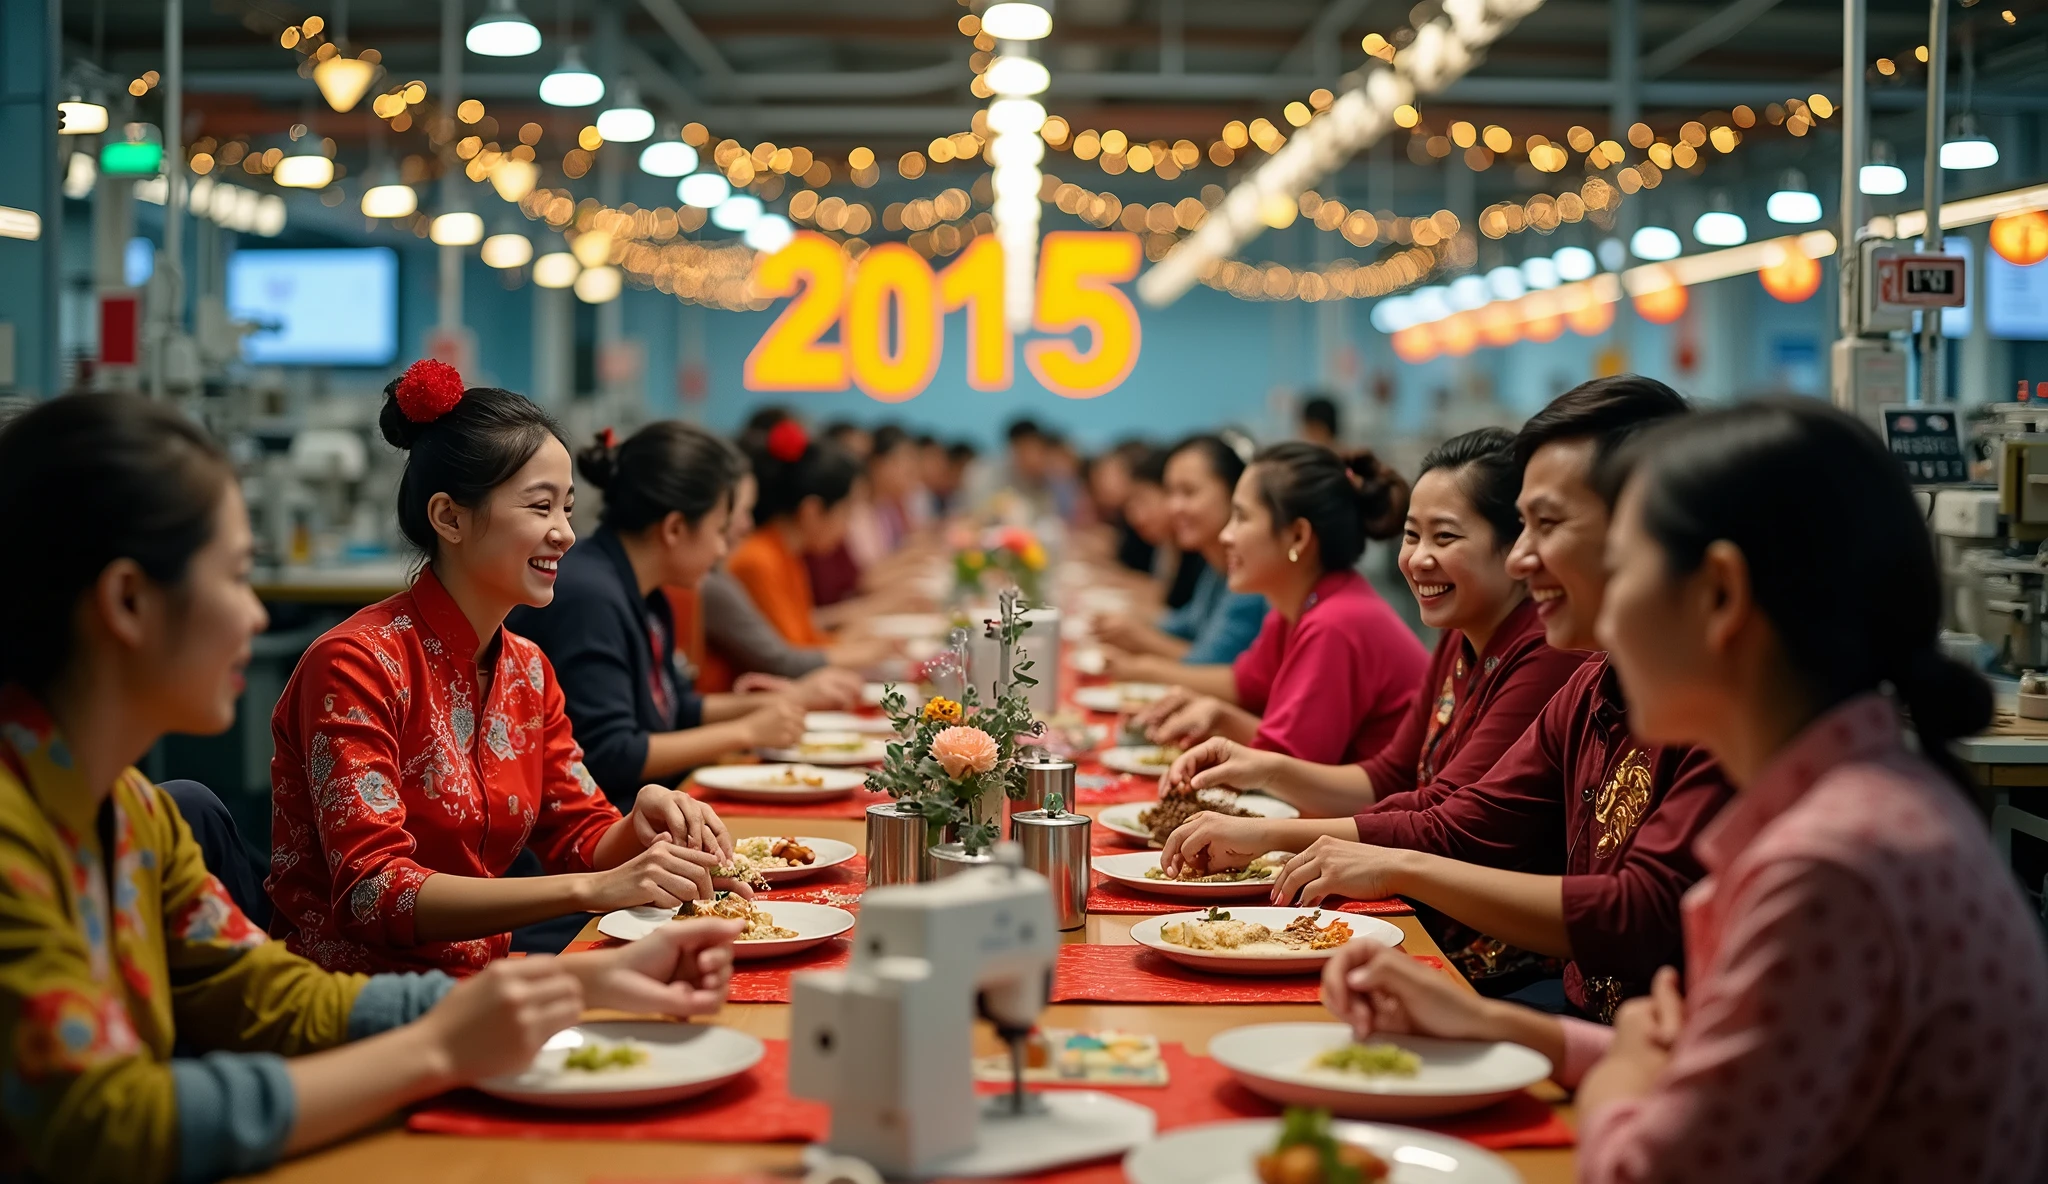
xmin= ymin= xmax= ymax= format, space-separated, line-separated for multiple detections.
xmin=743 ymin=230 xmax=1143 ymax=402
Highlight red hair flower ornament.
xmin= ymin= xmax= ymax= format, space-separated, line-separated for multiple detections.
xmin=766 ymin=420 xmax=809 ymax=463
xmin=394 ymin=359 xmax=466 ymax=423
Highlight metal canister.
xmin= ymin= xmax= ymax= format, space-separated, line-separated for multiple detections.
xmin=1018 ymin=757 xmax=1077 ymax=815
xmin=866 ymin=802 xmax=928 ymax=888
xmin=926 ymin=841 xmax=995 ymax=880
xmin=1010 ymin=808 xmax=1090 ymax=930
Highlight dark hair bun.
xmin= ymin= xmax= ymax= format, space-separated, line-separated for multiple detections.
xmin=378 ymin=382 xmax=431 ymax=451
xmin=1896 ymin=647 xmax=1993 ymax=750
xmin=1347 ymin=450 xmax=1408 ymax=541
xmin=577 ymin=431 xmax=620 ymax=490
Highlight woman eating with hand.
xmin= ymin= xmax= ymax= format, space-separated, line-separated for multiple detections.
xmin=509 ymin=423 xmax=805 ymax=804
xmin=1094 ymin=434 xmax=1270 ymax=675
xmin=1160 ymin=428 xmax=1586 ymax=817
xmin=269 ymin=362 xmax=750 ymax=977
xmin=1319 ymin=399 xmax=2048 ymax=1181
xmin=0 ymin=393 xmax=742 ymax=1184
xmin=1132 ymin=442 xmax=1428 ymax=766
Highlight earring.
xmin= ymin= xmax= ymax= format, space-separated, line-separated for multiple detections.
xmin=1288 ymin=546 xmax=1300 ymax=562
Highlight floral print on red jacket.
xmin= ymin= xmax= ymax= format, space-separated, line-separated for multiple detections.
xmin=266 ymin=568 xmax=621 ymax=975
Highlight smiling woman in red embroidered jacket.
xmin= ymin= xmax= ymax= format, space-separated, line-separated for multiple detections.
xmin=268 ymin=362 xmax=742 ymax=976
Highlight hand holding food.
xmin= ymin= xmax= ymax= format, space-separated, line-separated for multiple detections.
xmin=415 ymin=957 xmax=587 ymax=1086
xmin=1145 ymin=693 xmax=1232 ymax=748
xmin=582 ymin=840 xmax=722 ymax=912
xmin=628 ymin=785 xmax=733 ymax=859
xmin=1164 ymin=736 xmax=1280 ymax=795
xmin=1130 ymin=686 xmax=1196 ymax=734
xmin=562 ymin=917 xmax=742 ymax=1017
xmin=791 ymin=666 xmax=865 ymax=710
xmin=1159 ymin=807 xmax=1276 ymax=875
xmin=1144 ymin=852 xmax=1285 ymax=883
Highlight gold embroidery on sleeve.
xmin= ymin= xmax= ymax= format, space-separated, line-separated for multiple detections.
xmin=1593 ymin=747 xmax=1653 ymax=858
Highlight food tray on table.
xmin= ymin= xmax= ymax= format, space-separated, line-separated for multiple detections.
xmin=1051 ymin=944 xmax=1445 ymax=1004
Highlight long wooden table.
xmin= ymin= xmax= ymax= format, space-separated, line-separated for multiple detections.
xmin=252 ymin=813 xmax=1577 ymax=1183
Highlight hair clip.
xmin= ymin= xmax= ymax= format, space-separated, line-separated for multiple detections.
xmin=766 ymin=419 xmax=809 ymax=463
xmin=600 ymin=427 xmax=618 ymax=450
xmin=394 ymin=359 xmax=465 ymax=423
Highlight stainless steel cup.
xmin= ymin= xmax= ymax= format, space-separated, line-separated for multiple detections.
xmin=1010 ymin=809 xmax=1091 ymax=930
xmin=926 ymin=841 xmax=995 ymax=880
xmin=1018 ymin=757 xmax=1077 ymax=815
xmin=866 ymin=802 xmax=928 ymax=888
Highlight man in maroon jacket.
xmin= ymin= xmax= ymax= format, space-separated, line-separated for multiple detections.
xmin=1165 ymin=376 xmax=1733 ymax=1020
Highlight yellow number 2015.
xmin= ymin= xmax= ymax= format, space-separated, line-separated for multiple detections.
xmin=744 ymin=230 xmax=1142 ymax=400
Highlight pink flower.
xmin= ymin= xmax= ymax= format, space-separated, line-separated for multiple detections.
xmin=931 ymin=726 xmax=1000 ymax=781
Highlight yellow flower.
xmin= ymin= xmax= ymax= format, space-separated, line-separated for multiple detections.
xmin=1020 ymin=543 xmax=1047 ymax=570
xmin=922 ymin=697 xmax=963 ymax=724
xmin=961 ymin=550 xmax=986 ymax=572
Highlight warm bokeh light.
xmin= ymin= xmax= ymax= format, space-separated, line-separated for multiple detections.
xmin=1390 ymin=324 xmax=1438 ymax=363
xmin=1632 ymin=272 xmax=1689 ymax=324
xmin=1989 ymin=211 xmax=2048 ymax=267
xmin=1759 ymin=243 xmax=1824 ymax=302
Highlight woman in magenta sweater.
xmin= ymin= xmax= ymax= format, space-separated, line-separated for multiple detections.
xmin=1135 ymin=443 xmax=1428 ymax=766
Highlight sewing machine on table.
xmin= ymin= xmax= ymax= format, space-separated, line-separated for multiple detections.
xmin=789 ymin=844 xmax=1155 ymax=1179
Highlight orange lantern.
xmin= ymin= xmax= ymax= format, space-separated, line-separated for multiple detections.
xmin=1438 ymin=311 xmax=1479 ymax=357
xmin=1632 ymin=268 xmax=1689 ymax=324
xmin=1990 ymin=211 xmax=2048 ymax=267
xmin=1478 ymin=303 xmax=1522 ymax=348
xmin=1521 ymin=292 xmax=1565 ymax=342
xmin=1566 ymin=291 xmax=1615 ymax=337
xmin=1390 ymin=323 xmax=1439 ymax=363
xmin=1758 ymin=242 xmax=1822 ymax=303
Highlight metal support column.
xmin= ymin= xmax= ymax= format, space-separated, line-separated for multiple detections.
xmin=1837 ymin=0 xmax=1867 ymax=340
xmin=1609 ymin=0 xmax=1640 ymax=367
xmin=0 ymin=0 xmax=61 ymax=396
xmin=1918 ymin=0 xmax=1948 ymax=403
xmin=594 ymin=0 xmax=625 ymax=349
xmin=438 ymin=0 xmax=464 ymax=334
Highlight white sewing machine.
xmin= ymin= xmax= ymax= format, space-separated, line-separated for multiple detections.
xmin=789 ymin=844 xmax=1155 ymax=1179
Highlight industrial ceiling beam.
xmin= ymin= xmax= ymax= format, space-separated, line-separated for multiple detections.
xmin=1638 ymin=0 xmax=1787 ymax=79
xmin=1276 ymin=0 xmax=1379 ymax=77
xmin=635 ymin=0 xmax=736 ymax=87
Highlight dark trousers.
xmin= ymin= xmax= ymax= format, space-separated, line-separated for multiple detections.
xmin=161 ymin=779 xmax=274 ymax=931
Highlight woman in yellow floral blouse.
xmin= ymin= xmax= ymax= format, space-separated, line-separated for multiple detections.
xmin=0 ymin=393 xmax=744 ymax=1184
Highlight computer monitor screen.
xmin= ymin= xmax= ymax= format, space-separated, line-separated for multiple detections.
xmin=227 ymin=247 xmax=400 ymax=365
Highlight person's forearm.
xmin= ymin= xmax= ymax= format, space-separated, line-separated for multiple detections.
xmin=412 ymin=869 xmax=595 ymax=941
xmin=282 ymin=1024 xmax=457 ymax=1157
xmin=1129 ymin=626 xmax=1189 ymax=659
xmin=1262 ymin=817 xmax=1363 ymax=849
xmin=641 ymin=720 xmax=754 ymax=781
xmin=1385 ymin=851 xmax=1572 ymax=956
xmin=1474 ymin=998 xmax=1569 ymax=1070
xmin=1148 ymin=661 xmax=1238 ymax=701
xmin=1214 ymin=703 xmax=1262 ymax=745
xmin=1259 ymin=756 xmax=1377 ymax=818
xmin=699 ymin=693 xmax=760 ymax=724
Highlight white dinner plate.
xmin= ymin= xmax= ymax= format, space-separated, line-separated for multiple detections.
xmin=802 ymin=711 xmax=896 ymax=735
xmin=1208 ymin=1024 xmax=1554 ymax=1120
xmin=760 ymin=732 xmax=892 ymax=766
xmin=1129 ymin=906 xmax=1402 ymax=976
xmin=1091 ymin=851 xmax=1283 ymax=901
xmin=1073 ymin=682 xmax=1171 ymax=713
xmin=1123 ymin=1118 xmax=1518 ymax=1184
xmin=1070 ymin=645 xmax=1107 ymax=676
xmin=868 ymin=612 xmax=953 ymax=639
xmin=1097 ymin=793 xmax=1301 ymax=848
xmin=476 ymin=1021 xmax=764 ymax=1110
xmin=1099 ymin=746 xmax=1183 ymax=777
xmin=693 ymin=763 xmax=867 ymax=804
xmin=597 ymin=900 xmax=856 ymax=960
xmin=733 ymin=835 xmax=859 ymax=883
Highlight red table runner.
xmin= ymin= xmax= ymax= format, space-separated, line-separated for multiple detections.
xmin=409 ymin=1039 xmax=1571 ymax=1158
xmin=1084 ymin=874 xmax=1413 ymax=918
xmin=1050 ymin=944 xmax=1445 ymax=1005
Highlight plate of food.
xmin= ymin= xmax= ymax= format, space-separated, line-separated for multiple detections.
xmin=760 ymin=731 xmax=892 ymax=766
xmin=727 ymin=835 xmax=858 ymax=883
xmin=1130 ymin=906 xmax=1402 ymax=975
xmin=802 ymin=711 xmax=896 ymax=735
xmin=1091 ymin=851 xmax=1289 ymax=900
xmin=1098 ymin=790 xmax=1301 ymax=848
xmin=597 ymin=896 xmax=856 ymax=959
xmin=1073 ymin=682 xmax=1172 ymax=714
xmin=1208 ymin=1024 xmax=1553 ymax=1120
xmin=1124 ymin=1109 xmax=1518 ymax=1184
xmin=476 ymin=1021 xmax=765 ymax=1110
xmin=693 ymin=763 xmax=868 ymax=803
xmin=1099 ymin=745 xmax=1185 ymax=778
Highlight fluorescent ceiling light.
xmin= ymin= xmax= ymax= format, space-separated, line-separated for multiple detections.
xmin=253 ymin=194 xmax=287 ymax=236
xmin=596 ymin=89 xmax=654 ymax=143
xmin=1410 ymin=285 xmax=1451 ymax=322
xmin=1767 ymin=189 xmax=1822 ymax=224
xmin=313 ymin=55 xmax=377 ymax=113
xmin=1692 ymin=211 xmax=1747 ymax=246
xmin=1552 ymin=246 xmax=1596 ymax=282
xmin=985 ymin=56 xmax=1050 ymax=96
xmin=987 ymin=98 xmax=1048 ymax=136
xmin=1485 ymin=266 xmax=1526 ymax=301
xmin=1520 ymin=256 xmax=1561 ymax=289
xmin=481 ymin=233 xmax=534 ymax=268
xmin=639 ymin=140 xmax=699 ymax=177
xmin=678 ymin=173 xmax=730 ymax=208
xmin=58 ymin=99 xmax=109 ymax=135
xmin=1941 ymin=135 xmax=1999 ymax=171
xmin=1860 ymin=163 xmax=1908 ymax=195
xmin=272 ymin=152 xmax=333 ymax=189
xmin=1448 ymin=275 xmax=1490 ymax=310
xmin=533 ymin=252 xmax=579 ymax=288
xmin=539 ymin=47 xmax=604 ymax=107
xmin=1631 ymin=226 xmax=1682 ymax=260
xmin=744 ymin=214 xmax=795 ymax=253
xmin=63 ymin=151 xmax=97 ymax=199
xmin=1369 ymin=297 xmax=1414 ymax=333
xmin=711 ymin=195 xmax=763 ymax=231
xmin=431 ymin=211 xmax=485 ymax=245
xmin=981 ymin=3 xmax=1052 ymax=39
xmin=467 ymin=0 xmax=542 ymax=57
xmin=361 ymin=182 xmax=418 ymax=218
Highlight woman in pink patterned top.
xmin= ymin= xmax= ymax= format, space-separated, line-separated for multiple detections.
xmin=1320 ymin=399 xmax=2048 ymax=1181
xmin=269 ymin=364 xmax=745 ymax=976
